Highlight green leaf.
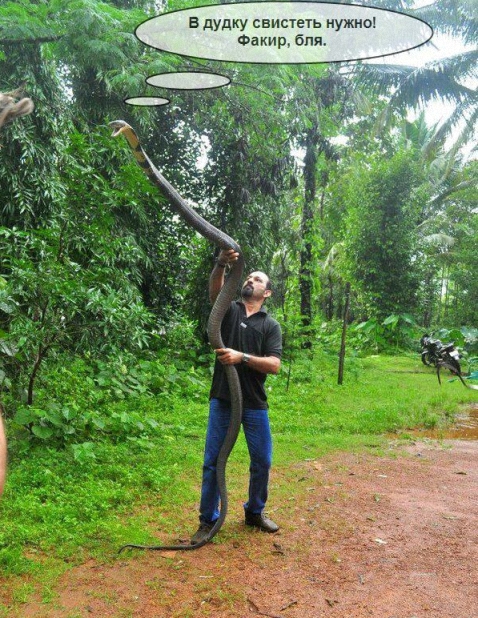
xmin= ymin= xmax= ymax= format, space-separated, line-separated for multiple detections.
xmin=13 ymin=408 xmax=38 ymax=426
xmin=382 ymin=315 xmax=400 ymax=328
xmin=31 ymin=425 xmax=54 ymax=440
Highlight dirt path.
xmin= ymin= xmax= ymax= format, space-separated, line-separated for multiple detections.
xmin=14 ymin=439 xmax=478 ymax=618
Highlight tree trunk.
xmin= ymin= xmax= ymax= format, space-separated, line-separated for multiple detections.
xmin=27 ymin=344 xmax=50 ymax=406
xmin=299 ymin=126 xmax=318 ymax=348
xmin=338 ymin=282 xmax=351 ymax=385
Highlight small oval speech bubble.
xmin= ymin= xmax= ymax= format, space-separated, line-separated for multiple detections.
xmin=147 ymin=71 xmax=230 ymax=90
xmin=136 ymin=2 xmax=433 ymax=64
xmin=124 ymin=96 xmax=170 ymax=106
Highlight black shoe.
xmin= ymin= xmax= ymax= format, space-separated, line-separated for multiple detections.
xmin=245 ymin=512 xmax=279 ymax=533
xmin=190 ymin=521 xmax=214 ymax=545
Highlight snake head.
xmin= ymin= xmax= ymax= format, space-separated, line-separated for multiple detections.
xmin=109 ymin=120 xmax=131 ymax=137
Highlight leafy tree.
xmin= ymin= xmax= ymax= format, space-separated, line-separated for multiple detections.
xmin=342 ymin=150 xmax=423 ymax=318
xmin=284 ymin=67 xmax=353 ymax=343
xmin=452 ymin=211 xmax=478 ymax=325
xmin=422 ymin=160 xmax=478 ymax=326
xmin=396 ymin=115 xmax=478 ymax=326
xmin=0 ymin=222 xmax=153 ymax=409
xmin=179 ymin=65 xmax=297 ymax=331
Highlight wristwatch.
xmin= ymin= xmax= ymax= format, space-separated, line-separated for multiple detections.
xmin=242 ymin=353 xmax=251 ymax=364
xmin=216 ymin=259 xmax=226 ymax=268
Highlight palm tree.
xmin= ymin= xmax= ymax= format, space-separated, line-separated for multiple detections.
xmin=353 ymin=0 xmax=477 ymax=151
xmin=397 ymin=111 xmax=477 ymax=325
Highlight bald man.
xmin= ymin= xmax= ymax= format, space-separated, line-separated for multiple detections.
xmin=191 ymin=249 xmax=282 ymax=544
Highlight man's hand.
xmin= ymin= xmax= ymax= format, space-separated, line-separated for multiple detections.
xmin=215 ymin=348 xmax=243 ymax=365
xmin=215 ymin=349 xmax=281 ymax=374
xmin=217 ymin=249 xmax=239 ymax=266
xmin=210 ymin=249 xmax=240 ymax=304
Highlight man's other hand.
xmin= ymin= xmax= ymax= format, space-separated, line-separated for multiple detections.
xmin=215 ymin=348 xmax=243 ymax=365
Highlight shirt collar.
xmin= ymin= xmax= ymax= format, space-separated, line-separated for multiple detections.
xmin=236 ymin=300 xmax=268 ymax=315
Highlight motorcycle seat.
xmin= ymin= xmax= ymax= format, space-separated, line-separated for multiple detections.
xmin=441 ymin=343 xmax=455 ymax=352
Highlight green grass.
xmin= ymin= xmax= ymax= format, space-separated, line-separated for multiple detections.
xmin=270 ymin=353 xmax=474 ymax=455
xmin=0 ymin=350 xmax=476 ymax=610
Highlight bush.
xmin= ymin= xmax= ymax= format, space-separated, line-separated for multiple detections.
xmin=7 ymin=344 xmax=210 ymax=452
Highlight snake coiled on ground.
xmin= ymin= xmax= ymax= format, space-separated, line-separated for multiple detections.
xmin=110 ymin=120 xmax=244 ymax=551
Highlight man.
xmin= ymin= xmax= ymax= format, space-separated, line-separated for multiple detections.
xmin=191 ymin=248 xmax=282 ymax=545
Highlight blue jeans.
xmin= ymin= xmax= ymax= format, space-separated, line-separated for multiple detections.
xmin=199 ymin=398 xmax=273 ymax=523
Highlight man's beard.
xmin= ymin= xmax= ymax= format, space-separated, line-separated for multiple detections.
xmin=241 ymin=285 xmax=253 ymax=299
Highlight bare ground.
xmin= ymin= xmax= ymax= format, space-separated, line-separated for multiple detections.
xmin=8 ymin=435 xmax=478 ymax=618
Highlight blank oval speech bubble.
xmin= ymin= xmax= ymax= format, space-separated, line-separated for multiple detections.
xmin=125 ymin=96 xmax=170 ymax=106
xmin=135 ymin=2 xmax=433 ymax=64
xmin=147 ymin=71 xmax=230 ymax=90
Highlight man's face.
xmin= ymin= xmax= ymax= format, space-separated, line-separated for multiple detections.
xmin=241 ymin=271 xmax=271 ymax=301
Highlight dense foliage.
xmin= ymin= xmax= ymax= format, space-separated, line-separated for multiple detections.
xmin=0 ymin=0 xmax=476 ymax=441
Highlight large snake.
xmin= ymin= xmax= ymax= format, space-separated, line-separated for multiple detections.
xmin=109 ymin=120 xmax=245 ymax=551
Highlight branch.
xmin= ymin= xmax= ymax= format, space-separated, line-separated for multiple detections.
xmin=27 ymin=343 xmax=51 ymax=406
xmin=0 ymin=35 xmax=63 ymax=46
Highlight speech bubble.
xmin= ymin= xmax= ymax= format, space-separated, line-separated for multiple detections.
xmin=146 ymin=71 xmax=230 ymax=90
xmin=135 ymin=2 xmax=433 ymax=64
xmin=124 ymin=96 xmax=170 ymax=106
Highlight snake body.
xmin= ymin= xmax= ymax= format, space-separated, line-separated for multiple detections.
xmin=110 ymin=120 xmax=244 ymax=550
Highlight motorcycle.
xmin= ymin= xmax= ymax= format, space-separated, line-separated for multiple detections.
xmin=420 ymin=333 xmax=463 ymax=385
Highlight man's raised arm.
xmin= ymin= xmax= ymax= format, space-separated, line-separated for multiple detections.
xmin=209 ymin=249 xmax=239 ymax=304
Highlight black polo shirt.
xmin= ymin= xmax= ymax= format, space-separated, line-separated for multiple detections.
xmin=209 ymin=301 xmax=282 ymax=409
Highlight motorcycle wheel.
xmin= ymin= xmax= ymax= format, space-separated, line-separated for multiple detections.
xmin=421 ymin=352 xmax=433 ymax=366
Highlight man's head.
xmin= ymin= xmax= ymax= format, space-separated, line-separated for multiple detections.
xmin=241 ymin=271 xmax=272 ymax=303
